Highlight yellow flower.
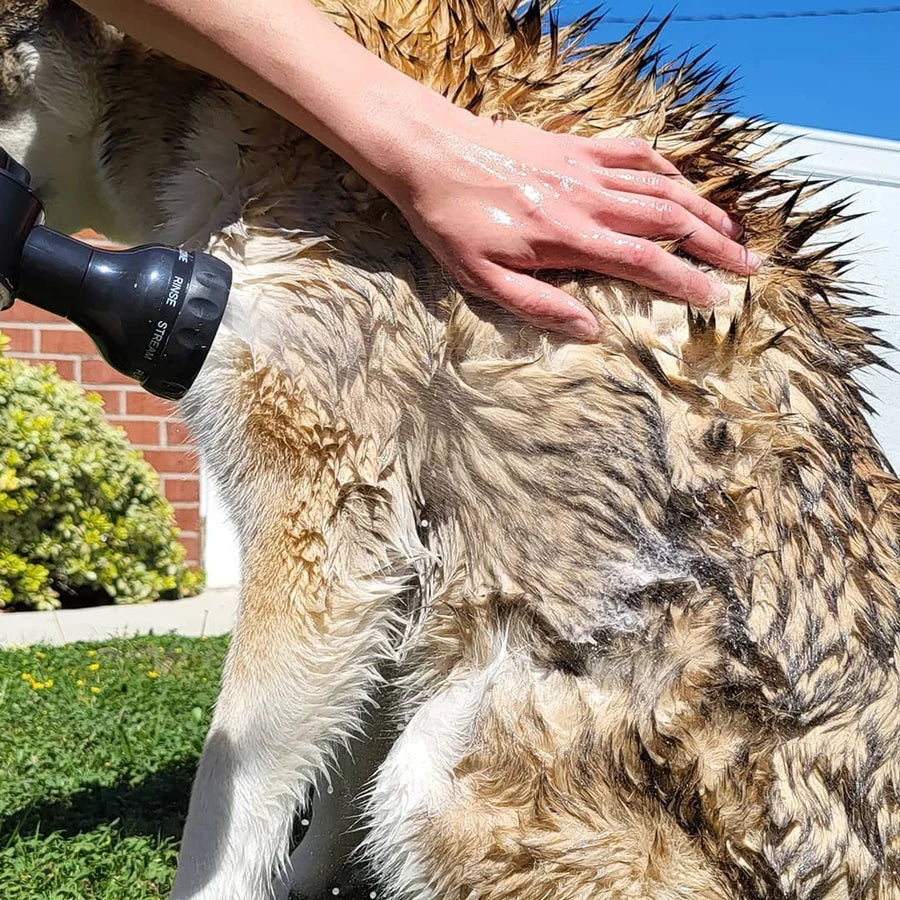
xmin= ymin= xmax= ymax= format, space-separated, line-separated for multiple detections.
xmin=87 ymin=649 xmax=97 ymax=656
xmin=20 ymin=672 xmax=31 ymax=681
xmin=31 ymin=682 xmax=44 ymax=690
xmin=146 ymin=670 xmax=159 ymax=679
xmin=76 ymin=679 xmax=85 ymax=687
xmin=88 ymin=663 xmax=100 ymax=672
xmin=90 ymin=686 xmax=101 ymax=694
xmin=34 ymin=651 xmax=46 ymax=659
xmin=44 ymin=679 xmax=53 ymax=688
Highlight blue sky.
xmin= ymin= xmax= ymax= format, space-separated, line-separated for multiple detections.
xmin=557 ymin=2 xmax=898 ymax=140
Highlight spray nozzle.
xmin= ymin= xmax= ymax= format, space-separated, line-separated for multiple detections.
xmin=0 ymin=147 xmax=231 ymax=400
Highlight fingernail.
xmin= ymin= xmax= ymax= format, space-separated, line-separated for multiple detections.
xmin=722 ymin=215 xmax=743 ymax=239
xmin=743 ymin=248 xmax=762 ymax=271
xmin=710 ymin=281 xmax=731 ymax=305
xmin=567 ymin=317 xmax=602 ymax=341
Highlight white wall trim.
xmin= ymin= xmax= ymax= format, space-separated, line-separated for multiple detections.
xmin=200 ymin=471 xmax=242 ymax=589
xmin=760 ymin=122 xmax=900 ymax=188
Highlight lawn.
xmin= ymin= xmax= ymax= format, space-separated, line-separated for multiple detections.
xmin=0 ymin=634 xmax=229 ymax=899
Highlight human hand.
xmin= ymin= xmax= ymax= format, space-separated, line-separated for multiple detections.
xmin=383 ymin=111 xmax=759 ymax=340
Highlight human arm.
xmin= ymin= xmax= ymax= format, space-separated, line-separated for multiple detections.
xmin=76 ymin=0 xmax=759 ymax=340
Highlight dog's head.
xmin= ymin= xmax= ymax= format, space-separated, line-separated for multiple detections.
xmin=0 ymin=1 xmax=51 ymax=120
xmin=0 ymin=1 xmax=119 ymax=231
xmin=0 ymin=0 xmax=101 ymax=122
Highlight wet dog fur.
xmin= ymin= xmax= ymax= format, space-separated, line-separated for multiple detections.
xmin=2 ymin=2 xmax=900 ymax=897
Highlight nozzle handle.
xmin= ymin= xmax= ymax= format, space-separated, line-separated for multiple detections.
xmin=0 ymin=163 xmax=43 ymax=308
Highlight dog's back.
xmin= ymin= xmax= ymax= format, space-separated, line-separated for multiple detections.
xmin=2 ymin=2 xmax=900 ymax=897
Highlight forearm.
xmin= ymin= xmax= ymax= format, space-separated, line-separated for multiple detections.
xmin=74 ymin=0 xmax=459 ymax=202
xmin=75 ymin=0 xmax=754 ymax=338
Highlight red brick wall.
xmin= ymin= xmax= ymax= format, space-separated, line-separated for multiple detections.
xmin=2 ymin=301 xmax=201 ymax=568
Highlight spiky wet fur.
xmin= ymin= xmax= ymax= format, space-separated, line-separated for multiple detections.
xmin=2 ymin=1 xmax=900 ymax=897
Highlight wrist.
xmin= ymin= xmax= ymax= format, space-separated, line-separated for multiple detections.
xmin=328 ymin=73 xmax=470 ymax=209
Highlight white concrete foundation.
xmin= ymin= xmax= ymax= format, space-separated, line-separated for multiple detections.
xmin=0 ymin=587 xmax=239 ymax=647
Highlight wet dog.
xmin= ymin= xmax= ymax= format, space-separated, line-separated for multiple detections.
xmin=2 ymin=2 xmax=899 ymax=897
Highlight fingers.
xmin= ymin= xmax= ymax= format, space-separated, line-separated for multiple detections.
xmin=547 ymin=231 xmax=732 ymax=309
xmin=595 ymin=167 xmax=743 ymax=239
xmin=473 ymin=264 xmax=602 ymax=341
xmin=590 ymin=137 xmax=682 ymax=178
xmin=596 ymin=189 xmax=761 ymax=275
xmin=569 ymin=137 xmax=759 ymax=273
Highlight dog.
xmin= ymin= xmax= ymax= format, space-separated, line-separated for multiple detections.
xmin=3 ymin=1 xmax=900 ymax=898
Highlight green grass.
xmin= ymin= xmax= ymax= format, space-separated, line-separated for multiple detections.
xmin=0 ymin=634 xmax=229 ymax=899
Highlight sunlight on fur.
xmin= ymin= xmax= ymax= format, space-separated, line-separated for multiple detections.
xmin=1 ymin=1 xmax=899 ymax=898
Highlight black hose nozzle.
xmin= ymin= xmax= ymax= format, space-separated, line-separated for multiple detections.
xmin=0 ymin=148 xmax=231 ymax=400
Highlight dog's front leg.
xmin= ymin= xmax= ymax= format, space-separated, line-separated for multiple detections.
xmin=171 ymin=421 xmax=409 ymax=900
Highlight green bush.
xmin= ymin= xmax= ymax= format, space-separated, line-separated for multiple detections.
xmin=0 ymin=335 xmax=203 ymax=610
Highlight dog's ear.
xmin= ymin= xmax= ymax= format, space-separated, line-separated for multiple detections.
xmin=0 ymin=0 xmax=106 ymax=103
xmin=0 ymin=1 xmax=104 ymax=53
xmin=0 ymin=2 xmax=49 ymax=101
xmin=0 ymin=1 xmax=51 ymax=53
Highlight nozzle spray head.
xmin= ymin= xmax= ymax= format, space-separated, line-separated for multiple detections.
xmin=0 ymin=147 xmax=231 ymax=400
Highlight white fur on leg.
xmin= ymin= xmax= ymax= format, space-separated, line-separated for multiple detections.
xmin=174 ymin=335 xmax=425 ymax=899
xmin=171 ymin=723 xmax=300 ymax=900
xmin=172 ymin=574 xmax=411 ymax=900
